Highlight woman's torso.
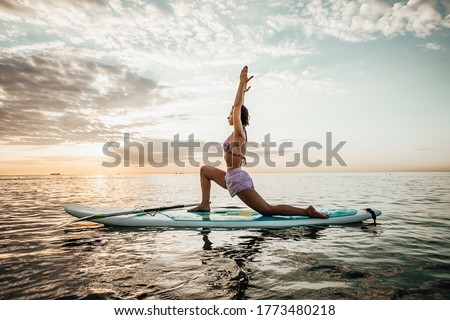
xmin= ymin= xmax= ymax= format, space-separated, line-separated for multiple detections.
xmin=223 ymin=132 xmax=247 ymax=170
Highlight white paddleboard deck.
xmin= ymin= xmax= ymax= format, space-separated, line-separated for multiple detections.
xmin=64 ymin=204 xmax=381 ymax=228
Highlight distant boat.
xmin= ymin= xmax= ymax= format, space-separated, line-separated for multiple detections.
xmin=50 ymin=173 xmax=61 ymax=175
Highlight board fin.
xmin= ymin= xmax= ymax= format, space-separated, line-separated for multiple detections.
xmin=365 ymin=208 xmax=377 ymax=225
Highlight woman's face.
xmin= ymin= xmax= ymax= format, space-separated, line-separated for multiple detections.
xmin=227 ymin=108 xmax=233 ymax=126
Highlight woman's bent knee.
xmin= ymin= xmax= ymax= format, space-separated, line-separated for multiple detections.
xmin=200 ymin=165 xmax=209 ymax=175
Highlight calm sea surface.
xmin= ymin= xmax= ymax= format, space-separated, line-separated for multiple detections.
xmin=1 ymin=172 xmax=449 ymax=300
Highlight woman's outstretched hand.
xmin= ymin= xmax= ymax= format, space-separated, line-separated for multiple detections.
xmin=240 ymin=65 xmax=253 ymax=92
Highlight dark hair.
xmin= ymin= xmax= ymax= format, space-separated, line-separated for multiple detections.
xmin=241 ymin=105 xmax=250 ymax=127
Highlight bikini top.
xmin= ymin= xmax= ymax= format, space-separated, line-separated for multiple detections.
xmin=223 ymin=131 xmax=247 ymax=164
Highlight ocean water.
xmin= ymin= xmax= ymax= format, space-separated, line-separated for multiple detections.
xmin=0 ymin=172 xmax=449 ymax=300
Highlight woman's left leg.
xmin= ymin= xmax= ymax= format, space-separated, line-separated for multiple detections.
xmin=188 ymin=165 xmax=227 ymax=212
xmin=237 ymin=189 xmax=328 ymax=218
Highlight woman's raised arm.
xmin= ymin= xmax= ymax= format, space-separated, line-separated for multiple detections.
xmin=232 ymin=66 xmax=253 ymax=137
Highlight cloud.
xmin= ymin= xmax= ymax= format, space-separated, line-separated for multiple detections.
xmin=419 ymin=42 xmax=443 ymax=50
xmin=0 ymin=54 xmax=171 ymax=144
xmin=282 ymin=0 xmax=450 ymax=42
xmin=1 ymin=0 xmax=448 ymax=76
xmin=0 ymin=0 xmax=316 ymax=71
xmin=0 ymin=0 xmax=34 ymax=14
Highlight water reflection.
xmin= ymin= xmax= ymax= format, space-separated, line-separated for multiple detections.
xmin=198 ymin=229 xmax=262 ymax=299
xmin=0 ymin=219 xmax=383 ymax=300
xmin=191 ymin=224 xmax=373 ymax=300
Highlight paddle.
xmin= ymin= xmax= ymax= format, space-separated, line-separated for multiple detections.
xmin=60 ymin=203 xmax=199 ymax=227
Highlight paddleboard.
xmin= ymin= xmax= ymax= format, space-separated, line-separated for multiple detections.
xmin=64 ymin=204 xmax=381 ymax=228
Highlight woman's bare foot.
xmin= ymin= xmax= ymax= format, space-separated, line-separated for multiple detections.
xmin=187 ymin=204 xmax=210 ymax=212
xmin=306 ymin=205 xmax=328 ymax=219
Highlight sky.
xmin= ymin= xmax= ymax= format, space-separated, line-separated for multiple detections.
xmin=0 ymin=0 xmax=449 ymax=175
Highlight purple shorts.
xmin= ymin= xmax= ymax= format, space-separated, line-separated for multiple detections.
xmin=225 ymin=167 xmax=255 ymax=197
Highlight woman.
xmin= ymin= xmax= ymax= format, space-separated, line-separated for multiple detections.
xmin=189 ymin=66 xmax=328 ymax=218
